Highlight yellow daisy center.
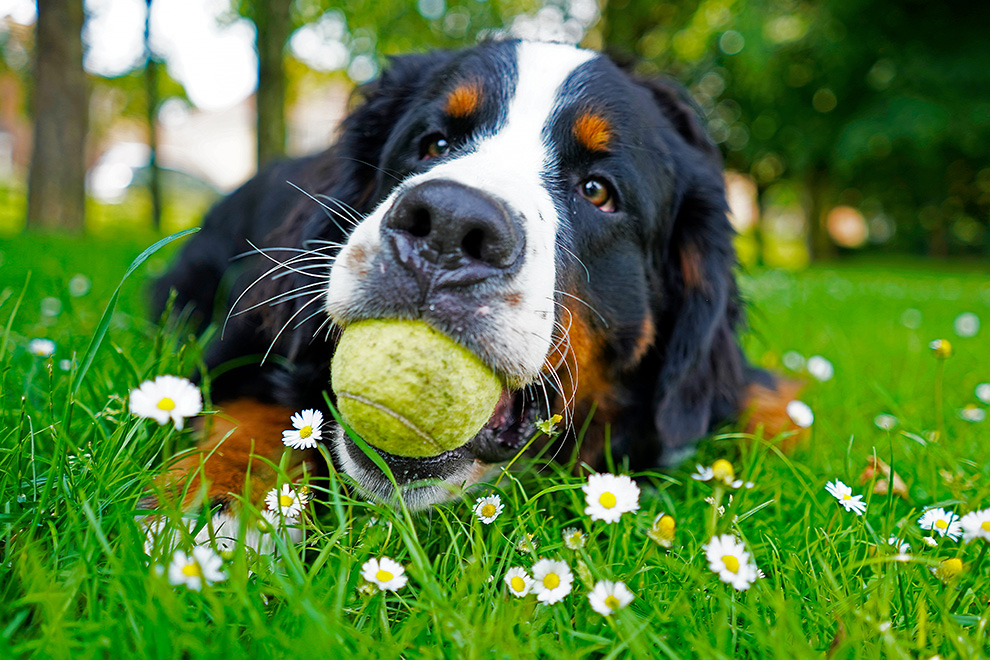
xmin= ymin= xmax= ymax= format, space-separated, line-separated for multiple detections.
xmin=299 ymin=425 xmax=313 ymax=439
xmin=604 ymin=595 xmax=620 ymax=610
xmin=841 ymin=494 xmax=851 ymax=501
xmin=712 ymin=459 xmax=735 ymax=482
xmin=981 ymin=520 xmax=990 ymax=532
xmin=722 ymin=555 xmax=740 ymax=574
xmin=940 ymin=558 xmax=963 ymax=579
xmin=481 ymin=503 xmax=497 ymax=518
xmin=376 ymin=569 xmax=394 ymax=582
xmin=935 ymin=519 xmax=948 ymax=530
xmin=657 ymin=515 xmax=675 ymax=535
xmin=599 ymin=492 xmax=617 ymax=509
xmin=279 ymin=494 xmax=294 ymax=507
xmin=510 ymin=576 xmax=526 ymax=592
xmin=157 ymin=397 xmax=176 ymax=411
xmin=543 ymin=573 xmax=560 ymax=589
xmin=181 ymin=562 xmax=201 ymax=577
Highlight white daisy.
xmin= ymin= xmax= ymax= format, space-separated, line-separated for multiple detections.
xmin=587 ymin=580 xmax=635 ymax=616
xmin=958 ymin=405 xmax=986 ymax=423
xmin=361 ymin=556 xmax=408 ymax=591
xmin=976 ymin=383 xmax=990 ymax=405
xmin=503 ymin=567 xmax=533 ymax=597
xmin=929 ymin=338 xmax=952 ymax=358
xmin=692 ymin=465 xmax=715 ymax=481
xmin=874 ymin=414 xmax=898 ymax=430
xmin=129 ymin=375 xmax=203 ymax=431
xmin=692 ymin=459 xmax=745 ymax=488
xmin=282 ymin=409 xmax=323 ymax=449
xmin=786 ymin=400 xmax=814 ymax=428
xmin=647 ymin=512 xmax=676 ymax=548
xmin=703 ymin=534 xmax=758 ymax=591
xmin=807 ymin=355 xmax=834 ymax=382
xmin=516 ymin=533 xmax=539 ymax=554
xmin=473 ymin=494 xmax=504 ymax=524
xmin=167 ymin=546 xmax=226 ymax=591
xmin=960 ymin=508 xmax=990 ymax=543
xmin=562 ymin=528 xmax=586 ymax=550
xmin=265 ymin=484 xmax=306 ymax=519
xmin=27 ymin=338 xmax=56 ymax=357
xmin=531 ymin=558 xmax=573 ymax=604
xmin=582 ymin=473 xmax=640 ymax=523
xmin=953 ymin=312 xmax=980 ymax=338
xmin=782 ymin=350 xmax=806 ymax=371
xmin=921 ymin=535 xmax=938 ymax=548
xmin=887 ymin=536 xmax=910 ymax=554
xmin=824 ymin=479 xmax=867 ymax=516
xmin=917 ymin=507 xmax=962 ymax=541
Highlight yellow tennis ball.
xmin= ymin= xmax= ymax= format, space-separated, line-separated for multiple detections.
xmin=330 ymin=319 xmax=502 ymax=458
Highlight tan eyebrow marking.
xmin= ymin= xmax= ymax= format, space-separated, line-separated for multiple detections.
xmin=444 ymin=83 xmax=482 ymax=118
xmin=573 ymin=111 xmax=613 ymax=152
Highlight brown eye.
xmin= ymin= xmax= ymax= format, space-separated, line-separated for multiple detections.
xmin=421 ymin=134 xmax=450 ymax=159
xmin=579 ymin=178 xmax=616 ymax=212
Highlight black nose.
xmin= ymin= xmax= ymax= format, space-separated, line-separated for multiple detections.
xmin=382 ymin=180 xmax=524 ymax=283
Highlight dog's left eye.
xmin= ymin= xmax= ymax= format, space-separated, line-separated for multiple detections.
xmin=578 ymin=178 xmax=616 ymax=213
xmin=420 ymin=134 xmax=450 ymax=160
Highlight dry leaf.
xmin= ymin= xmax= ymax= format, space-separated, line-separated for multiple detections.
xmin=859 ymin=457 xmax=908 ymax=498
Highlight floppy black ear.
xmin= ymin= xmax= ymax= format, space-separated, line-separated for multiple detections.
xmin=640 ymin=77 xmax=748 ymax=465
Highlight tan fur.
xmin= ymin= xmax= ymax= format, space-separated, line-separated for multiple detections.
xmin=573 ymin=112 xmax=613 ymax=152
xmin=444 ymin=83 xmax=482 ymax=118
xmin=740 ymin=380 xmax=808 ymax=452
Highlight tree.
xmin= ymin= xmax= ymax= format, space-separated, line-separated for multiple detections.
xmin=245 ymin=0 xmax=293 ymax=167
xmin=26 ymin=0 xmax=88 ymax=232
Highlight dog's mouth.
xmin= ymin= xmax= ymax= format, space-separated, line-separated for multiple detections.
xmin=331 ymin=385 xmax=545 ymax=509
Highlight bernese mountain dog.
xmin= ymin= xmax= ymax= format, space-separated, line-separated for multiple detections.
xmin=152 ymin=39 xmax=801 ymax=514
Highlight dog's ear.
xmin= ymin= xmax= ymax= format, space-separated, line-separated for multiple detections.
xmin=639 ymin=76 xmax=747 ymax=465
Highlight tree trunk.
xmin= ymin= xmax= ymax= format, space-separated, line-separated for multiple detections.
xmin=26 ymin=0 xmax=88 ymax=232
xmin=145 ymin=0 xmax=162 ymax=231
xmin=806 ymin=167 xmax=836 ymax=261
xmin=254 ymin=0 xmax=291 ymax=167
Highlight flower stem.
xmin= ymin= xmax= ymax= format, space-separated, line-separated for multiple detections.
xmin=951 ymin=541 xmax=988 ymax=612
xmin=934 ymin=359 xmax=946 ymax=442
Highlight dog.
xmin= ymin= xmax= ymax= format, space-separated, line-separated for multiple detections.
xmin=152 ymin=39 xmax=801 ymax=516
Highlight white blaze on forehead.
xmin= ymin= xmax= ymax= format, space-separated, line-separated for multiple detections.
xmin=327 ymin=41 xmax=596 ymax=383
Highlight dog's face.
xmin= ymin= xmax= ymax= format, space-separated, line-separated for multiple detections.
xmin=298 ymin=40 xmax=741 ymax=508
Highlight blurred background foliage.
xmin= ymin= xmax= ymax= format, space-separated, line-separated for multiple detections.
xmin=0 ymin=0 xmax=988 ymax=266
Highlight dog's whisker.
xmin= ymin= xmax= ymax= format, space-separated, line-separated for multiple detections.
xmin=552 ymin=290 xmax=608 ymax=327
xmin=556 ymin=242 xmax=591 ymax=283
xmin=261 ymin=293 xmax=324 ymax=364
xmin=315 ymin=194 xmax=364 ymax=226
xmin=230 ymin=281 xmax=326 ymax=317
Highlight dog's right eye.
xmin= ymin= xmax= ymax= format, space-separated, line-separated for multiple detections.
xmin=420 ymin=134 xmax=450 ymax=160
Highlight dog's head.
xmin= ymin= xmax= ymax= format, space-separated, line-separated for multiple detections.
xmin=273 ymin=40 xmax=744 ymax=508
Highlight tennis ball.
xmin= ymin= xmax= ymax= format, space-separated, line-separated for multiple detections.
xmin=330 ymin=319 xmax=502 ymax=458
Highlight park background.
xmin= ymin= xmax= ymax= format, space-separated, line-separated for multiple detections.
xmin=1 ymin=1 xmax=990 ymax=658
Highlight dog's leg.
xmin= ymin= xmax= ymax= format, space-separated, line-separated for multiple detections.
xmin=140 ymin=398 xmax=320 ymax=552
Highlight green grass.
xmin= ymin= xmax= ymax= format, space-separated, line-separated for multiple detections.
xmin=1 ymin=232 xmax=989 ymax=659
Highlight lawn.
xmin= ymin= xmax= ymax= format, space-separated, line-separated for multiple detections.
xmin=1 ymin=231 xmax=989 ymax=659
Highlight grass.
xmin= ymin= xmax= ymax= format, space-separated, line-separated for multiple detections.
xmin=1 ymin=231 xmax=989 ymax=659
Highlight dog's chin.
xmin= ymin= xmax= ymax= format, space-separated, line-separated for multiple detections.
xmin=330 ymin=388 xmax=543 ymax=510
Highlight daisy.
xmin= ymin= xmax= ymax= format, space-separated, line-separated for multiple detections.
xmin=282 ymin=409 xmax=323 ymax=449
xmin=953 ymin=312 xmax=980 ymax=338
xmin=786 ymin=400 xmax=814 ymax=428
xmin=582 ymin=472 xmax=640 ymax=523
xmin=516 ymin=533 xmax=539 ymax=554
xmin=693 ymin=459 xmax=747 ymax=488
xmin=536 ymin=414 xmax=563 ymax=435
xmin=958 ymin=405 xmax=986 ymax=423
xmin=647 ymin=512 xmax=676 ymax=548
xmin=531 ymin=558 xmax=573 ymax=604
xmin=782 ymin=350 xmax=806 ymax=371
xmin=167 ymin=546 xmax=226 ymax=591
xmin=587 ymin=580 xmax=635 ymax=616
xmin=934 ymin=557 xmax=963 ymax=583
xmin=807 ymin=355 xmax=834 ymax=382
xmin=266 ymin=484 xmax=306 ymax=519
xmin=824 ymin=479 xmax=867 ymax=516
xmin=129 ymin=375 xmax=203 ymax=430
xmin=361 ymin=556 xmax=408 ymax=591
xmin=929 ymin=339 xmax=952 ymax=359
xmin=921 ymin=535 xmax=938 ymax=548
xmin=918 ymin=508 xmax=962 ymax=541
xmin=960 ymin=508 xmax=990 ymax=543
xmin=562 ymin=527 xmax=587 ymax=550
xmin=704 ymin=534 xmax=758 ymax=591
xmin=473 ymin=494 xmax=504 ymax=524
xmin=976 ymin=383 xmax=990 ymax=405
xmin=503 ymin=567 xmax=533 ymax=597
xmin=27 ymin=338 xmax=56 ymax=357
xmin=887 ymin=536 xmax=910 ymax=554
xmin=873 ymin=414 xmax=898 ymax=431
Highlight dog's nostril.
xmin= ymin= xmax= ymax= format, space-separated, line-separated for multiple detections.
xmin=408 ymin=207 xmax=431 ymax=238
xmin=461 ymin=228 xmax=485 ymax=261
